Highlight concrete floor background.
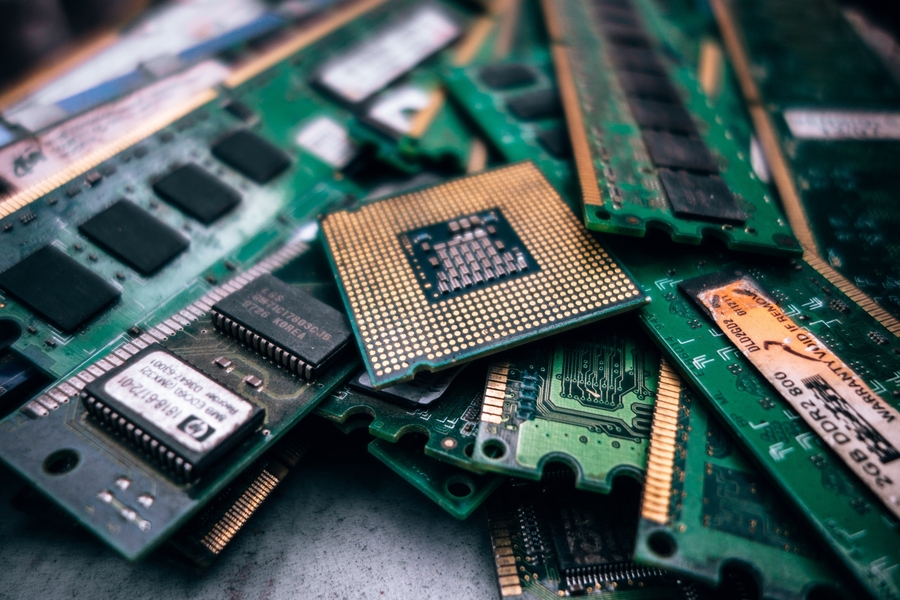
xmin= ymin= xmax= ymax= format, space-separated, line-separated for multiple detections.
xmin=0 ymin=432 xmax=497 ymax=600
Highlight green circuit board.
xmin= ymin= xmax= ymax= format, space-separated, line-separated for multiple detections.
xmin=472 ymin=320 xmax=659 ymax=493
xmin=0 ymin=0 xmax=476 ymax=386
xmin=315 ymin=361 xmax=490 ymax=471
xmin=0 ymin=241 xmax=357 ymax=561
xmin=444 ymin=57 xmax=577 ymax=204
xmin=542 ymin=0 xmax=800 ymax=255
xmin=485 ymin=475 xmax=708 ymax=599
xmin=369 ymin=436 xmax=502 ymax=519
xmin=712 ymin=0 xmax=900 ymax=322
xmin=442 ymin=0 xmax=578 ymax=201
xmin=634 ymin=375 xmax=848 ymax=599
xmin=604 ymin=234 xmax=900 ymax=600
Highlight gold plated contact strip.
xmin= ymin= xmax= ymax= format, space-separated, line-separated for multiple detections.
xmin=481 ymin=363 xmax=511 ymax=424
xmin=200 ymin=468 xmax=284 ymax=555
xmin=225 ymin=0 xmax=391 ymax=87
xmin=466 ymin=138 xmax=489 ymax=173
xmin=549 ymin=42 xmax=604 ymax=209
xmin=489 ymin=519 xmax=523 ymax=597
xmin=0 ymin=89 xmax=216 ymax=220
xmin=711 ymin=0 xmax=900 ymax=337
xmin=697 ymin=40 xmax=723 ymax=98
xmin=492 ymin=0 xmax=521 ymax=59
xmin=640 ymin=359 xmax=681 ymax=525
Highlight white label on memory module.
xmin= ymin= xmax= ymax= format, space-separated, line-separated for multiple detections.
xmin=692 ymin=275 xmax=900 ymax=519
xmin=296 ymin=116 xmax=356 ymax=167
xmin=784 ymin=109 xmax=900 ymax=140
xmin=103 ymin=351 xmax=255 ymax=454
xmin=316 ymin=5 xmax=459 ymax=104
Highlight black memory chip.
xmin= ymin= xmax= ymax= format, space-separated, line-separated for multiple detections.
xmin=506 ymin=89 xmax=562 ymax=121
xmin=153 ymin=164 xmax=242 ymax=225
xmin=211 ymin=274 xmax=352 ymax=380
xmin=643 ymin=131 xmax=718 ymax=173
xmin=536 ymin=127 xmax=572 ymax=159
xmin=608 ymin=47 xmax=666 ymax=75
xmin=601 ymin=25 xmax=652 ymax=49
xmin=79 ymin=200 xmax=189 ymax=276
xmin=479 ymin=64 xmax=537 ymax=90
xmin=617 ymin=72 xmax=680 ymax=103
xmin=628 ymin=98 xmax=697 ymax=134
xmin=0 ymin=246 xmax=119 ymax=332
xmin=659 ymin=168 xmax=746 ymax=224
xmin=211 ymin=130 xmax=291 ymax=184
xmin=83 ymin=344 xmax=264 ymax=481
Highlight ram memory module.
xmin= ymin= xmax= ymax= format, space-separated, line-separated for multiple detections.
xmin=472 ymin=319 xmax=659 ymax=493
xmin=635 ymin=361 xmax=851 ymax=599
xmin=712 ymin=0 xmax=900 ymax=324
xmin=541 ymin=0 xmax=800 ymax=255
xmin=605 ymin=234 xmax=900 ymax=600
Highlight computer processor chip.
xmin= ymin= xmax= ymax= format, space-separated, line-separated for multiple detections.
xmin=320 ymin=161 xmax=648 ymax=388
xmin=82 ymin=344 xmax=264 ymax=481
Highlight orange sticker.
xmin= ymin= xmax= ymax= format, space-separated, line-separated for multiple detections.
xmin=689 ymin=273 xmax=900 ymax=518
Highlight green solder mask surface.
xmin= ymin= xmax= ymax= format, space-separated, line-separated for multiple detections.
xmin=542 ymin=0 xmax=800 ymax=255
xmin=605 ymin=235 xmax=900 ymax=600
xmin=368 ymin=436 xmax=502 ymax=520
xmin=635 ymin=383 xmax=849 ymax=599
xmin=485 ymin=476 xmax=705 ymax=599
xmin=315 ymin=361 xmax=490 ymax=472
xmin=0 ymin=0 xmax=473 ymax=382
xmin=442 ymin=0 xmax=579 ymax=202
xmin=472 ymin=320 xmax=659 ymax=493
xmin=0 ymin=242 xmax=357 ymax=561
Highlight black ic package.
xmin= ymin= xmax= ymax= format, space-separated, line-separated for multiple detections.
xmin=618 ymin=72 xmax=680 ymax=103
xmin=506 ymin=89 xmax=562 ymax=121
xmin=211 ymin=130 xmax=291 ymax=184
xmin=79 ymin=200 xmax=189 ymax=276
xmin=536 ymin=127 xmax=572 ymax=158
xmin=609 ymin=47 xmax=665 ymax=75
xmin=83 ymin=344 xmax=264 ymax=481
xmin=0 ymin=246 xmax=119 ymax=333
xmin=479 ymin=64 xmax=537 ymax=90
xmin=153 ymin=164 xmax=242 ymax=225
xmin=659 ymin=168 xmax=746 ymax=224
xmin=643 ymin=131 xmax=718 ymax=173
xmin=628 ymin=98 xmax=696 ymax=134
xmin=211 ymin=274 xmax=352 ymax=380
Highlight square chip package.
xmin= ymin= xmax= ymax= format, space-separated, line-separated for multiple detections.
xmin=211 ymin=274 xmax=352 ymax=380
xmin=320 ymin=162 xmax=648 ymax=388
xmin=83 ymin=344 xmax=264 ymax=481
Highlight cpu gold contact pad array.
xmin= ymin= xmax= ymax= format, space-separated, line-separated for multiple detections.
xmin=320 ymin=162 xmax=645 ymax=387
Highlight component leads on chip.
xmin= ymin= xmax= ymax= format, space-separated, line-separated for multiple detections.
xmin=82 ymin=345 xmax=265 ymax=481
xmin=211 ymin=274 xmax=352 ymax=380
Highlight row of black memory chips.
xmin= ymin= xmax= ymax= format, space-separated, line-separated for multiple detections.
xmin=0 ymin=126 xmax=291 ymax=334
xmin=592 ymin=0 xmax=747 ymax=224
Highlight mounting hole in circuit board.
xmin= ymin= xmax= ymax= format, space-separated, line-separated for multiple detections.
xmin=445 ymin=477 xmax=474 ymax=499
xmin=481 ymin=439 xmax=507 ymax=459
xmin=594 ymin=209 xmax=612 ymax=221
xmin=43 ymin=449 xmax=80 ymax=475
xmin=463 ymin=442 xmax=474 ymax=458
xmin=647 ymin=530 xmax=677 ymax=558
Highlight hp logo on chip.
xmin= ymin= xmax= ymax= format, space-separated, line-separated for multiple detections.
xmin=178 ymin=415 xmax=216 ymax=442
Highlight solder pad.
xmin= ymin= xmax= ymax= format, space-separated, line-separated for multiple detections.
xmin=320 ymin=161 xmax=647 ymax=388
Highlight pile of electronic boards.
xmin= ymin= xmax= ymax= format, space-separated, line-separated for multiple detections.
xmin=1 ymin=0 xmax=899 ymax=598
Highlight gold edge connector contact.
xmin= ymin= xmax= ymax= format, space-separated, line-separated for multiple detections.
xmin=640 ymin=359 xmax=682 ymax=525
xmin=211 ymin=310 xmax=316 ymax=381
xmin=481 ymin=362 xmax=511 ymax=425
